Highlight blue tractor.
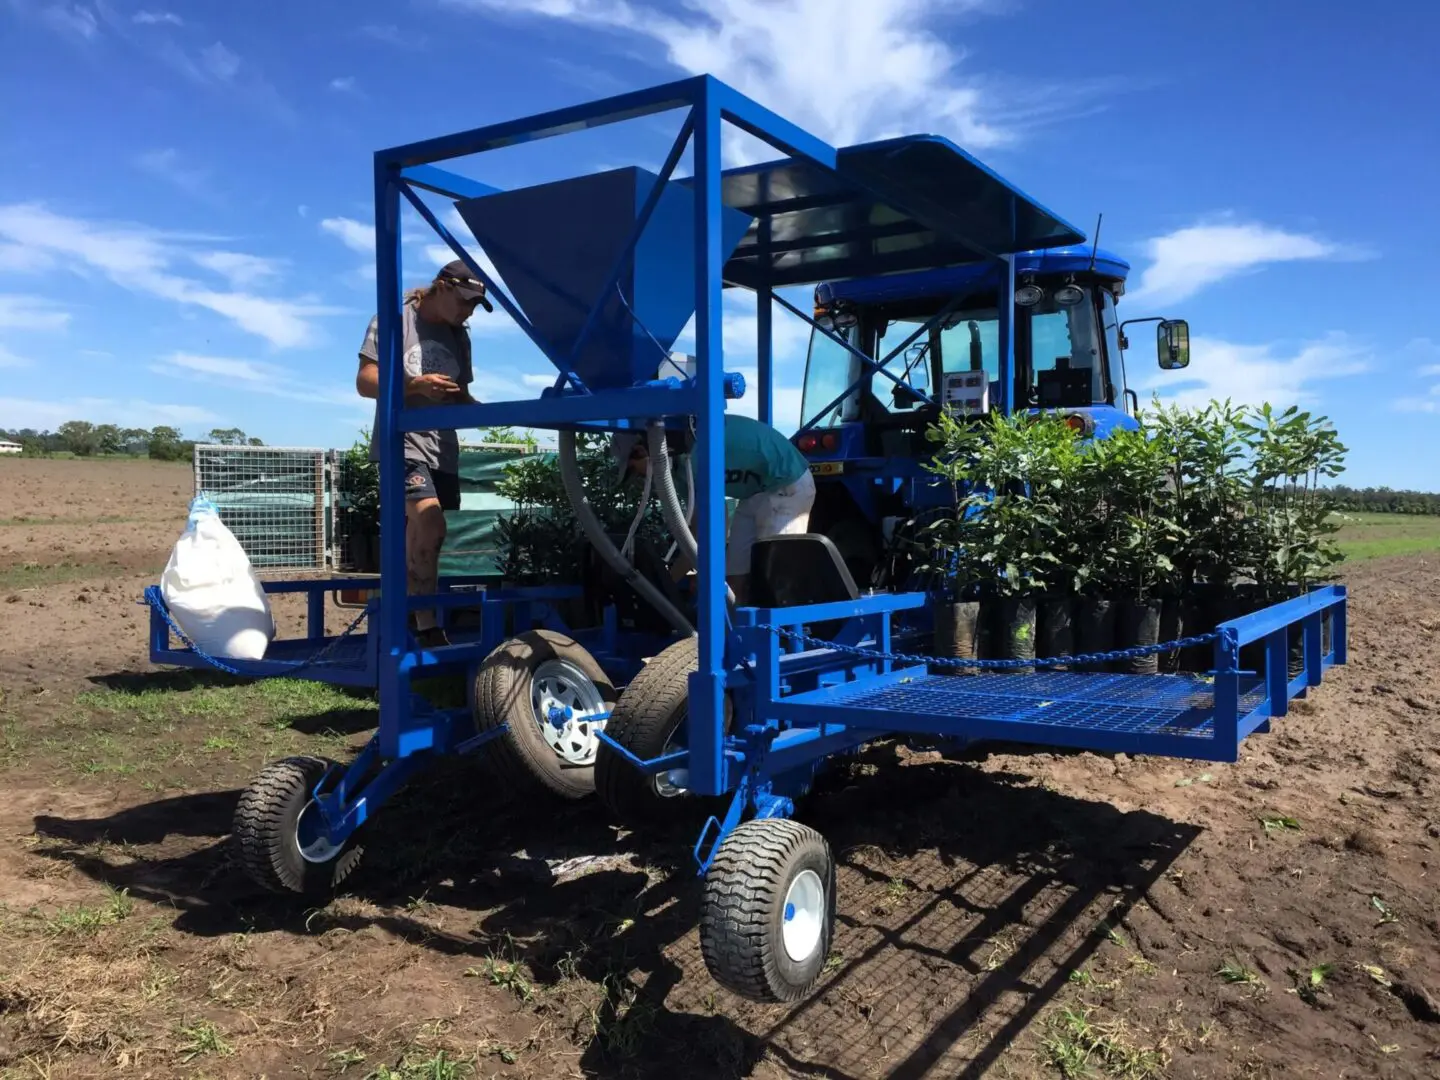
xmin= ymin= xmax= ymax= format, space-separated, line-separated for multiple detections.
xmin=786 ymin=246 xmax=1193 ymax=590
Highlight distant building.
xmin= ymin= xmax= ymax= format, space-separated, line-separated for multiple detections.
xmin=0 ymin=440 xmax=21 ymax=455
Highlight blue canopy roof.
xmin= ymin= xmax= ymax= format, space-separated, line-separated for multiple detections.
xmin=825 ymin=245 xmax=1132 ymax=305
xmin=697 ymin=135 xmax=1088 ymax=290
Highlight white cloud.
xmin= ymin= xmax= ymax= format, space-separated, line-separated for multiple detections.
xmin=321 ymin=217 xmax=374 ymax=254
xmin=191 ymin=251 xmax=284 ymax=289
xmin=40 ymin=2 xmax=98 ymax=40
xmin=329 ymin=76 xmax=360 ymax=94
xmin=1397 ymin=338 xmax=1440 ymax=413
xmin=358 ymin=23 xmax=423 ymax=47
xmin=154 ymin=352 xmax=360 ymax=407
xmin=135 ymin=148 xmax=212 ymax=198
xmin=0 ymin=396 xmax=220 ymax=432
xmin=0 ymin=294 xmax=71 ymax=331
xmin=0 ymin=202 xmax=344 ymax=349
xmin=0 ymin=243 xmax=57 ymax=273
xmin=521 ymin=373 xmax=556 ymax=389
xmin=442 ymin=0 xmax=1052 ymax=156
xmin=154 ymin=37 xmax=295 ymax=124
xmin=133 ymin=10 xmax=182 ymax=25
xmin=1126 ymin=219 xmax=1363 ymax=307
xmin=1134 ymin=331 xmax=1370 ymax=412
xmin=0 ymin=344 xmax=31 ymax=369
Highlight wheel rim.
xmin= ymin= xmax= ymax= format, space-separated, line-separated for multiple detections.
xmin=532 ymin=658 xmax=607 ymax=766
xmin=295 ymin=800 xmax=340 ymax=864
xmin=781 ymin=868 xmax=825 ymax=964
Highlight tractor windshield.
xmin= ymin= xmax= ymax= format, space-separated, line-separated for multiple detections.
xmin=799 ymin=282 xmax=1117 ymax=427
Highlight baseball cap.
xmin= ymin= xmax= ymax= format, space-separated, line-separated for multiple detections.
xmin=436 ymin=260 xmax=493 ymax=312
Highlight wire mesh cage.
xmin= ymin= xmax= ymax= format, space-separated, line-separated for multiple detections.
xmin=193 ymin=444 xmax=329 ymax=573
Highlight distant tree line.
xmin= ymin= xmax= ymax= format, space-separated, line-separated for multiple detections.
xmin=0 ymin=422 xmax=262 ymax=461
xmin=1323 ymin=485 xmax=1440 ymax=515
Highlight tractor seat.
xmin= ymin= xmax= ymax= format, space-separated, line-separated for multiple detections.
xmin=748 ymin=534 xmax=859 ymax=640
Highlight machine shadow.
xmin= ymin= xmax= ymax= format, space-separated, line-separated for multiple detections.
xmin=31 ymin=749 xmax=1197 ymax=1079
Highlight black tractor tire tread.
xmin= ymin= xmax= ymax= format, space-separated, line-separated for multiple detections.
xmin=233 ymin=755 xmax=362 ymax=897
xmin=699 ymin=818 xmax=835 ymax=1003
xmin=594 ymin=636 xmax=698 ymax=826
xmin=473 ymin=630 xmax=616 ymax=801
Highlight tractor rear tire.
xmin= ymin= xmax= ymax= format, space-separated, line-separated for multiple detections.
xmin=233 ymin=755 xmax=363 ymax=898
xmin=699 ymin=818 xmax=836 ymax=1003
xmin=473 ymin=630 xmax=616 ymax=800
xmin=595 ymin=636 xmax=726 ymax=830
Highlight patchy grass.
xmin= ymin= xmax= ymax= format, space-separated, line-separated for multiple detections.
xmin=1333 ymin=511 xmax=1440 ymax=561
xmin=0 ymin=561 xmax=114 ymax=590
xmin=1042 ymin=1005 xmax=1167 ymax=1079
xmin=2 ymin=674 xmax=375 ymax=785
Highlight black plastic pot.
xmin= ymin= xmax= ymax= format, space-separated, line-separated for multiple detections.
xmin=1177 ymin=586 xmax=1216 ymax=673
xmin=1157 ymin=596 xmax=1185 ymax=674
xmin=1036 ymin=594 xmax=1074 ymax=671
xmin=1073 ymin=595 xmax=1116 ymax=672
xmin=1116 ymin=596 xmax=1163 ymax=675
xmin=932 ymin=601 xmax=981 ymax=677
xmin=988 ymin=594 xmax=1037 ymax=674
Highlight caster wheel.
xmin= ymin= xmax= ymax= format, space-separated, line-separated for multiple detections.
xmin=473 ymin=630 xmax=616 ymax=800
xmin=699 ymin=818 xmax=836 ymax=1003
xmin=233 ymin=755 xmax=363 ymax=898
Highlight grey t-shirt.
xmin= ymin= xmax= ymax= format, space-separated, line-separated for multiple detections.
xmin=358 ymin=301 xmax=473 ymax=474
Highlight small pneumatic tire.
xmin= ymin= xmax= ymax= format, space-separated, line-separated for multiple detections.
xmin=699 ymin=818 xmax=836 ymax=1003
xmin=473 ymin=630 xmax=617 ymax=800
xmin=232 ymin=755 xmax=363 ymax=898
xmin=594 ymin=637 xmax=729 ymax=830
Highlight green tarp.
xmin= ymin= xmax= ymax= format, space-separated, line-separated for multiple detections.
xmin=438 ymin=447 xmax=539 ymax=578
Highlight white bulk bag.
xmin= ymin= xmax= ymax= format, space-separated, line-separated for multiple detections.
xmin=160 ymin=496 xmax=275 ymax=661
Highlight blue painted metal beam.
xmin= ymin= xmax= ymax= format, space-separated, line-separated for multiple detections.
xmin=711 ymin=78 xmax=838 ymax=173
xmin=378 ymin=76 xmax=706 ymax=168
xmin=401 ymin=164 xmax=502 ymax=201
xmin=372 ymin=159 xmax=409 ymax=761
xmin=399 ymin=385 xmax=700 ymax=433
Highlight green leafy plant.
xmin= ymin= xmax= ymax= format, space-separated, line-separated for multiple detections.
xmin=493 ymin=433 xmax=671 ymax=585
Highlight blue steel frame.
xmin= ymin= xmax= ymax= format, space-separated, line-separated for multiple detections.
xmin=369 ymin=75 xmax=850 ymax=806
xmin=353 ymin=74 xmax=1350 ymax=884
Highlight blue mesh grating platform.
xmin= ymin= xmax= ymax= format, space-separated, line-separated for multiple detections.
xmin=784 ymin=671 xmax=1268 ymax=746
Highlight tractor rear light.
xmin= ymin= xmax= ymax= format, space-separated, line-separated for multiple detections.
xmin=820 ymin=432 xmax=839 ymax=451
xmin=797 ymin=433 xmax=819 ymax=452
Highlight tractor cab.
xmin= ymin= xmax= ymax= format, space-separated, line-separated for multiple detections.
xmin=793 ymin=246 xmax=1191 ymax=587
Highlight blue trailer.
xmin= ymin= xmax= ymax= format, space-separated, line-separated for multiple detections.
xmin=145 ymin=74 xmax=1347 ymax=1003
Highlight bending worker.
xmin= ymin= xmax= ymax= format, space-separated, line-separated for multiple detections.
xmin=356 ymin=260 xmax=491 ymax=648
xmin=614 ymin=412 xmax=815 ymax=606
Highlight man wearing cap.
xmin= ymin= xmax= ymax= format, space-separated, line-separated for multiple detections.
xmin=356 ymin=260 xmax=492 ymax=648
xmin=614 ymin=413 xmax=814 ymax=606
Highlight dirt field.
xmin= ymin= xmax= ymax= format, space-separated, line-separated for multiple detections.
xmin=1 ymin=457 xmax=1437 ymax=1080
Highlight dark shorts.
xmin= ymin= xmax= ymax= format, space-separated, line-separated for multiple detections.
xmin=403 ymin=459 xmax=461 ymax=511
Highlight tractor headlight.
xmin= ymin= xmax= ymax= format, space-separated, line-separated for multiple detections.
xmin=1053 ymin=284 xmax=1085 ymax=307
xmin=1015 ymin=283 xmax=1044 ymax=307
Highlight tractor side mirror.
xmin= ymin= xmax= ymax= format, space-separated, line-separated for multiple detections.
xmin=1157 ymin=319 xmax=1190 ymax=370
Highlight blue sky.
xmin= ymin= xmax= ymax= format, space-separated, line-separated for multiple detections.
xmin=1 ymin=0 xmax=1436 ymax=487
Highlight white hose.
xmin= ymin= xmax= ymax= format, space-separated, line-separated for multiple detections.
xmin=557 ymin=430 xmax=693 ymax=637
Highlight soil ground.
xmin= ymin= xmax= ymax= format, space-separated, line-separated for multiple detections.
xmin=0 ymin=457 xmax=1437 ymax=1080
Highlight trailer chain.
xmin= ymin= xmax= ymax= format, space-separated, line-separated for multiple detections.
xmin=753 ymin=624 xmax=1222 ymax=671
xmin=143 ymin=592 xmax=370 ymax=678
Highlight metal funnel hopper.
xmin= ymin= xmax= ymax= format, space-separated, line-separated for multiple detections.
xmin=453 ymin=166 xmax=752 ymax=391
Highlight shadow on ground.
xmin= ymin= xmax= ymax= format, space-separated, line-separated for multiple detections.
xmin=32 ymin=743 xmax=1198 ymax=1079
